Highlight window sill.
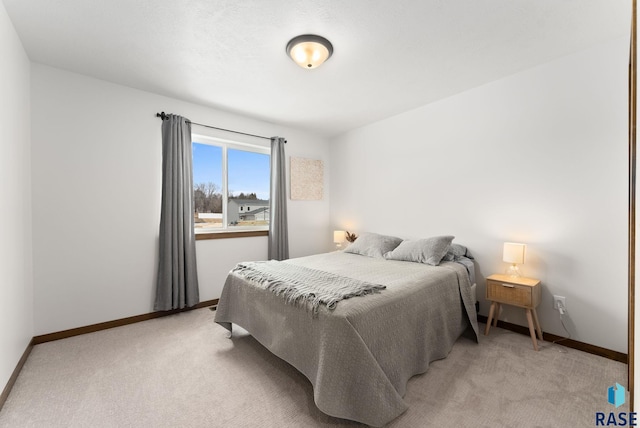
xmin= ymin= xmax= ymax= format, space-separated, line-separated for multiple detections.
xmin=195 ymin=230 xmax=269 ymax=240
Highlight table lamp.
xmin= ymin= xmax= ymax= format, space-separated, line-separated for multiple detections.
xmin=503 ymin=242 xmax=526 ymax=277
xmin=334 ymin=230 xmax=346 ymax=250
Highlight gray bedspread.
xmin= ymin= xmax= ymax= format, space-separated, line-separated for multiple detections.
xmin=214 ymin=252 xmax=479 ymax=426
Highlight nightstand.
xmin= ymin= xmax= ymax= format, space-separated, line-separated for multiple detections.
xmin=484 ymin=274 xmax=543 ymax=351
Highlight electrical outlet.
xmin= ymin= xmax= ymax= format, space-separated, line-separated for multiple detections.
xmin=553 ymin=295 xmax=566 ymax=311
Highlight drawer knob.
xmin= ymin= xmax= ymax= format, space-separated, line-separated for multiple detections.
xmin=501 ymin=283 xmax=515 ymax=288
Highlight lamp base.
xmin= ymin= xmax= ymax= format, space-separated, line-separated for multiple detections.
xmin=505 ymin=264 xmax=521 ymax=278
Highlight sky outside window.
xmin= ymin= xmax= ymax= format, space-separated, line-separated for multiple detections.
xmin=228 ymin=149 xmax=270 ymax=200
xmin=192 ymin=143 xmax=270 ymax=200
xmin=192 ymin=143 xmax=222 ymax=186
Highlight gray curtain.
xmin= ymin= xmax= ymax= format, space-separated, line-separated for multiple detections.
xmin=268 ymin=137 xmax=289 ymax=260
xmin=154 ymin=114 xmax=200 ymax=311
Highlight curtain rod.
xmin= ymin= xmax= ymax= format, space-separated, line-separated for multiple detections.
xmin=156 ymin=112 xmax=284 ymax=142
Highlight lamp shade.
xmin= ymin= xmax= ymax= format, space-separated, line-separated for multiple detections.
xmin=286 ymin=35 xmax=333 ymax=69
xmin=503 ymin=242 xmax=526 ymax=264
xmin=333 ymin=230 xmax=345 ymax=243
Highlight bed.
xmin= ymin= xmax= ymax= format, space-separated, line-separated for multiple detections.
xmin=214 ymin=235 xmax=479 ymax=427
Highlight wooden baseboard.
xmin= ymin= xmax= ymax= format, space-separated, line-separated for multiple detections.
xmin=477 ymin=315 xmax=628 ymax=363
xmin=33 ymin=299 xmax=219 ymax=345
xmin=0 ymin=338 xmax=35 ymax=412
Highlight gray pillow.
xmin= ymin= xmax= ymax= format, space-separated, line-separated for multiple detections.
xmin=343 ymin=232 xmax=403 ymax=258
xmin=442 ymin=243 xmax=473 ymax=261
xmin=384 ymin=235 xmax=455 ymax=266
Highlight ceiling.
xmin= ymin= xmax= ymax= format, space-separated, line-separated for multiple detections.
xmin=3 ymin=0 xmax=631 ymax=137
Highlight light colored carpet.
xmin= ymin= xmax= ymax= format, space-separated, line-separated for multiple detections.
xmin=0 ymin=308 xmax=628 ymax=427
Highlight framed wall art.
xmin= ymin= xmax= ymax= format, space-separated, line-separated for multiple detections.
xmin=290 ymin=157 xmax=323 ymax=200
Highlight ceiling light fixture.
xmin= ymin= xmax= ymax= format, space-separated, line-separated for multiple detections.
xmin=286 ymin=34 xmax=333 ymax=69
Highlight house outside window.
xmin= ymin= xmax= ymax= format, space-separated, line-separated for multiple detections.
xmin=192 ymin=135 xmax=270 ymax=233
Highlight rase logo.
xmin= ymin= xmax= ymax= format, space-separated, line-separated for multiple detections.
xmin=609 ymin=383 xmax=626 ymax=408
xmin=596 ymin=383 xmax=637 ymax=426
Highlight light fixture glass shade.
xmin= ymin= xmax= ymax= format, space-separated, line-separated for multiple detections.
xmin=286 ymin=35 xmax=333 ymax=69
xmin=503 ymin=242 xmax=526 ymax=277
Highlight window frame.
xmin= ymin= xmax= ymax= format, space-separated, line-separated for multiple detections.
xmin=192 ymin=134 xmax=271 ymax=239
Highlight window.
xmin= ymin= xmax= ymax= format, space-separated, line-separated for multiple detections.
xmin=192 ymin=135 xmax=270 ymax=234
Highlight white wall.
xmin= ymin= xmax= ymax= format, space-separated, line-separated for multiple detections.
xmin=330 ymin=36 xmax=628 ymax=353
xmin=0 ymin=1 xmax=33 ymax=390
xmin=31 ymin=64 xmax=330 ymax=335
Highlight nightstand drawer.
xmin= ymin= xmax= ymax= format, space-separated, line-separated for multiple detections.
xmin=486 ymin=279 xmax=532 ymax=307
xmin=485 ymin=273 xmax=542 ymax=350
